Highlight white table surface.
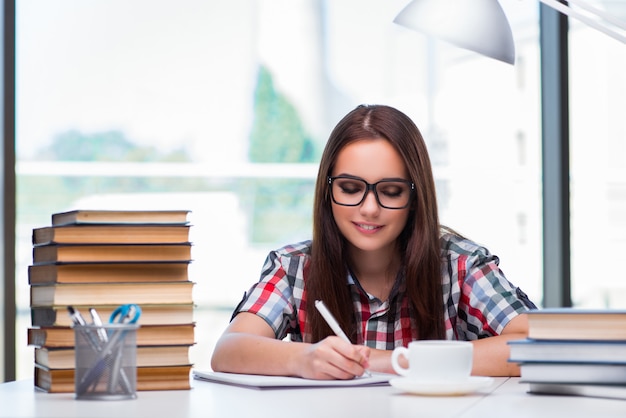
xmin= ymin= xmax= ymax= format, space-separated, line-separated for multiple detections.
xmin=0 ymin=376 xmax=624 ymax=418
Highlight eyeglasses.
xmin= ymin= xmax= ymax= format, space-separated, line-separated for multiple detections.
xmin=328 ymin=175 xmax=414 ymax=209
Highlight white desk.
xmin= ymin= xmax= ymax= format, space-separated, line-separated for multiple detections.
xmin=0 ymin=377 xmax=624 ymax=418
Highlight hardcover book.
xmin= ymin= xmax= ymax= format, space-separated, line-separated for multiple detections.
xmin=30 ymin=281 xmax=194 ymax=307
xmin=35 ymin=364 xmax=193 ymax=392
xmin=528 ymin=382 xmax=626 ymax=401
xmin=35 ymin=344 xmax=192 ymax=369
xmin=51 ymin=209 xmax=190 ymax=226
xmin=32 ymin=243 xmax=192 ymax=264
xmin=31 ymin=303 xmax=195 ymax=327
xmin=520 ymin=362 xmax=626 ymax=385
xmin=28 ymin=261 xmax=190 ymax=285
xmin=526 ymin=308 xmax=626 ymax=341
xmin=508 ymin=339 xmax=626 ymax=363
xmin=28 ymin=323 xmax=196 ymax=348
xmin=33 ymin=224 xmax=191 ymax=246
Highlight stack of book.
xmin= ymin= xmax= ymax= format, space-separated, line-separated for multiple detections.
xmin=27 ymin=209 xmax=196 ymax=392
xmin=508 ymin=308 xmax=626 ymax=400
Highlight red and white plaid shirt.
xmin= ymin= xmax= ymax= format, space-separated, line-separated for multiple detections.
xmin=234 ymin=233 xmax=534 ymax=349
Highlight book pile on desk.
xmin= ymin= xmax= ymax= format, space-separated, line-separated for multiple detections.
xmin=27 ymin=209 xmax=196 ymax=392
xmin=508 ymin=308 xmax=626 ymax=400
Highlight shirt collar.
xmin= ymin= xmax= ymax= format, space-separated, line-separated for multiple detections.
xmin=346 ymin=268 xmax=406 ymax=303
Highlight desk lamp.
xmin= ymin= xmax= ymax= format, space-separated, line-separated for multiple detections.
xmin=394 ymin=0 xmax=626 ymax=65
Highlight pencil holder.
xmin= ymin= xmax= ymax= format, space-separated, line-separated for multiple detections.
xmin=73 ymin=323 xmax=140 ymax=400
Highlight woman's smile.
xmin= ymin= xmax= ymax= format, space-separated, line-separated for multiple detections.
xmin=353 ymin=222 xmax=383 ymax=233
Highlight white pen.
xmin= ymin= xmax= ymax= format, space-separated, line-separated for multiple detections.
xmin=89 ymin=307 xmax=108 ymax=343
xmin=314 ymin=300 xmax=372 ymax=377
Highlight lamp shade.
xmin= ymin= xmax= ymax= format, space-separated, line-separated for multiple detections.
xmin=394 ymin=0 xmax=516 ymax=64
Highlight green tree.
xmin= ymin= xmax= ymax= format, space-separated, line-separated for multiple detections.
xmin=244 ymin=65 xmax=317 ymax=243
xmin=34 ymin=129 xmax=188 ymax=162
xmin=18 ymin=130 xmax=203 ymax=224
xmin=248 ymin=65 xmax=316 ymax=163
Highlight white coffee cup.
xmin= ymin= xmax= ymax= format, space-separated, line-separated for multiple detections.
xmin=391 ymin=340 xmax=473 ymax=381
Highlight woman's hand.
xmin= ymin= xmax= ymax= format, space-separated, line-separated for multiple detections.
xmin=297 ymin=336 xmax=370 ymax=380
xmin=211 ymin=312 xmax=370 ymax=380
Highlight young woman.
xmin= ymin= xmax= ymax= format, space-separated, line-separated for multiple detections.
xmin=211 ymin=104 xmax=536 ymax=379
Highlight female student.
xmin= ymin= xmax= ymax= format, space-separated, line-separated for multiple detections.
xmin=211 ymin=104 xmax=536 ymax=379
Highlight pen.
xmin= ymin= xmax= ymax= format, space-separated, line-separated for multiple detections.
xmin=67 ymin=306 xmax=88 ymax=326
xmin=314 ymin=300 xmax=372 ymax=377
xmin=67 ymin=306 xmax=101 ymax=352
xmin=89 ymin=307 xmax=108 ymax=343
xmin=89 ymin=307 xmax=112 ymax=392
xmin=68 ymin=305 xmax=110 ymax=392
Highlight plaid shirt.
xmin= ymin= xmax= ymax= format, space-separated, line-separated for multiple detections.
xmin=234 ymin=233 xmax=534 ymax=350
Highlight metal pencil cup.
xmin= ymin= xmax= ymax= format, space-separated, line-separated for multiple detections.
xmin=73 ymin=323 xmax=140 ymax=400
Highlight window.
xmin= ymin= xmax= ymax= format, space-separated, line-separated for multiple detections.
xmin=14 ymin=0 xmax=542 ymax=379
xmin=569 ymin=10 xmax=626 ymax=308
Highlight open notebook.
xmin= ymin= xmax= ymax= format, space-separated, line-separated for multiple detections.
xmin=193 ymin=371 xmax=393 ymax=389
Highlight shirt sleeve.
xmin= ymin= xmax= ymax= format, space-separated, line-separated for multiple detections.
xmin=448 ymin=239 xmax=531 ymax=340
xmin=232 ymin=249 xmax=299 ymax=340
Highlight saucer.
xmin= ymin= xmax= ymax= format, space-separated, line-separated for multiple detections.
xmin=389 ymin=376 xmax=494 ymax=396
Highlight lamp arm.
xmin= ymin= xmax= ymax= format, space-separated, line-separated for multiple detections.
xmin=567 ymin=0 xmax=626 ymax=31
xmin=539 ymin=0 xmax=626 ymax=43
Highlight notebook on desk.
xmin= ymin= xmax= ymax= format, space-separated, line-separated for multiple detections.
xmin=193 ymin=370 xmax=392 ymax=389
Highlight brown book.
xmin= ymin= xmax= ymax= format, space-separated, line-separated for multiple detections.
xmin=35 ymin=344 xmax=192 ymax=369
xmin=28 ymin=323 xmax=196 ymax=348
xmin=31 ymin=303 xmax=195 ymax=327
xmin=35 ymin=364 xmax=192 ymax=392
xmin=32 ymin=243 xmax=192 ymax=264
xmin=30 ymin=281 xmax=194 ymax=307
xmin=527 ymin=309 xmax=626 ymax=341
xmin=52 ymin=209 xmax=190 ymax=226
xmin=33 ymin=224 xmax=191 ymax=246
xmin=28 ymin=262 xmax=190 ymax=285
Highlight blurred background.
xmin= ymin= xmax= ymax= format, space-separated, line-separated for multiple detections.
xmin=8 ymin=0 xmax=626 ymax=379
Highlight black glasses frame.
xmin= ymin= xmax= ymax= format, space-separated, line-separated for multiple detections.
xmin=327 ymin=175 xmax=415 ymax=210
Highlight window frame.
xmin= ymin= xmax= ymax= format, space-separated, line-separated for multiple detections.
xmin=1 ymin=1 xmax=582 ymax=382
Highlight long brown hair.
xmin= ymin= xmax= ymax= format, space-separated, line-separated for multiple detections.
xmin=307 ymin=104 xmax=445 ymax=343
